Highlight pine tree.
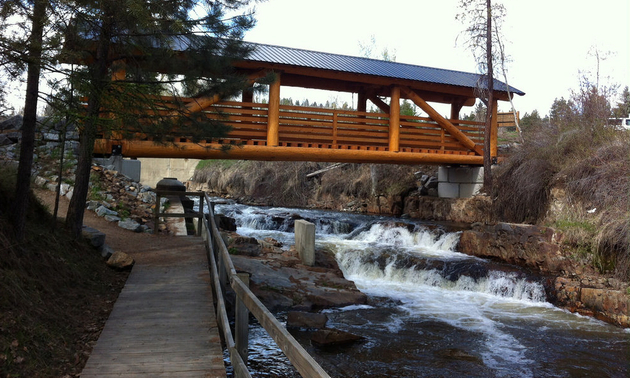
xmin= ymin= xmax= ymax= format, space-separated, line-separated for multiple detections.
xmin=61 ymin=0 xmax=258 ymax=238
xmin=1 ymin=0 xmax=49 ymax=240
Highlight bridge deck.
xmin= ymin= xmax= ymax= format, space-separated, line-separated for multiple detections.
xmin=81 ymin=236 xmax=226 ymax=378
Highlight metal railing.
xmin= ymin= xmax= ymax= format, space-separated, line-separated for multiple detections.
xmin=200 ymin=194 xmax=331 ymax=378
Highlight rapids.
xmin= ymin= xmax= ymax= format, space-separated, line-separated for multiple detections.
xmin=204 ymin=200 xmax=629 ymax=377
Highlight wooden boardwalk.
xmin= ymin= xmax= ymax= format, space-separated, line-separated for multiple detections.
xmin=81 ymin=236 xmax=226 ymax=378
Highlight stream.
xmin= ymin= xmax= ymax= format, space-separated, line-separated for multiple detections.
xmin=206 ymin=200 xmax=629 ymax=377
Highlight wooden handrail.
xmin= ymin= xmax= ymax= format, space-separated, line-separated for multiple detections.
xmin=93 ymin=98 xmax=485 ymax=155
xmin=201 ymin=194 xmax=331 ymax=378
xmin=153 ymin=190 xmax=205 ymax=235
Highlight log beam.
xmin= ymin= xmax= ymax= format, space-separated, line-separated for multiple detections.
xmin=401 ymin=87 xmax=483 ymax=156
xmin=94 ymin=139 xmax=485 ymax=165
xmin=185 ymin=94 xmax=221 ymax=114
xmin=367 ymin=94 xmax=390 ymax=114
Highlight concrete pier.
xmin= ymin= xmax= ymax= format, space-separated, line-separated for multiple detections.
xmin=438 ymin=166 xmax=484 ymax=198
xmin=295 ymin=219 xmax=315 ymax=266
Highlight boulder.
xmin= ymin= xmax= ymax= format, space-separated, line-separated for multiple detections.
xmin=286 ymin=311 xmax=328 ymax=329
xmin=311 ymin=328 xmax=364 ymax=346
xmin=0 ymin=115 xmax=23 ymax=130
xmin=96 ymin=205 xmax=118 ymax=217
xmin=100 ymin=244 xmax=115 ymax=260
xmin=215 ymin=214 xmax=237 ymax=231
xmin=107 ymin=251 xmax=134 ymax=271
xmin=457 ymin=223 xmax=568 ymax=274
xmin=82 ymin=226 xmax=106 ymax=249
xmin=118 ymin=219 xmax=142 ymax=232
xmin=104 ymin=215 xmax=121 ymax=222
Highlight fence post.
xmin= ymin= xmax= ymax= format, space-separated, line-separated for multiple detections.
xmin=197 ymin=194 xmax=204 ymax=236
xmin=235 ymin=273 xmax=250 ymax=363
xmin=153 ymin=192 xmax=162 ymax=234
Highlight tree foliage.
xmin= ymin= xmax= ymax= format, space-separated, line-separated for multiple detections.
xmin=59 ymin=0 xmax=261 ymax=238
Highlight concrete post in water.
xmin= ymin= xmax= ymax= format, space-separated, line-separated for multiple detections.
xmin=295 ymin=219 xmax=315 ymax=266
xmin=235 ymin=272 xmax=250 ymax=363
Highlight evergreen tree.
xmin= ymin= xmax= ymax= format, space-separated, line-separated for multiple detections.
xmin=612 ymin=86 xmax=630 ymax=118
xmin=1 ymin=0 xmax=50 ymax=240
xmin=61 ymin=0 xmax=259 ymax=238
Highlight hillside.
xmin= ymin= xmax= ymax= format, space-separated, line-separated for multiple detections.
xmin=0 ymin=163 xmax=128 ymax=377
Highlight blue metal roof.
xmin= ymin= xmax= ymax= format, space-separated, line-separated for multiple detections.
xmin=242 ymin=41 xmax=525 ymax=96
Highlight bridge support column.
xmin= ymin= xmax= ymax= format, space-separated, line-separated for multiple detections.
xmin=93 ymin=156 xmax=141 ymax=182
xmin=388 ymin=86 xmax=400 ymax=152
xmin=267 ymin=73 xmax=281 ymax=147
xmin=437 ymin=166 xmax=484 ymax=198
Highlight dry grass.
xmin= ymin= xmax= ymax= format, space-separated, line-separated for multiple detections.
xmin=193 ymin=161 xmax=424 ymax=209
xmin=493 ymin=121 xmax=630 ymax=279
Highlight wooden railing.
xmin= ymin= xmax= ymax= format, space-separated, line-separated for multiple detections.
xmin=200 ymin=194 xmax=331 ymax=378
xmin=111 ymin=98 xmax=485 ymax=155
xmin=153 ymin=190 xmax=205 ymax=235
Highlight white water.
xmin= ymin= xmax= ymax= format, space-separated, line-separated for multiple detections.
xmin=208 ymin=201 xmax=627 ymax=377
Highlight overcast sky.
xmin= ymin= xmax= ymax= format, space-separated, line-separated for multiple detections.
xmin=242 ymin=0 xmax=630 ymax=116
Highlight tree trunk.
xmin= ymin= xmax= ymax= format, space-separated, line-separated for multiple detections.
xmin=65 ymin=10 xmax=112 ymax=239
xmin=12 ymin=0 xmax=47 ymax=241
xmin=483 ymin=0 xmax=494 ymax=192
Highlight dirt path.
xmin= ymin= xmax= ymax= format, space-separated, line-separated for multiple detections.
xmin=34 ymin=188 xmax=195 ymax=265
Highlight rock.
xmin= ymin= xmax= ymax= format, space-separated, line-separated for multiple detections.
xmin=118 ymin=219 xmax=142 ymax=232
xmin=215 ymin=214 xmax=237 ymax=231
xmin=107 ymin=252 xmax=134 ymax=270
xmin=0 ymin=134 xmax=11 ymax=146
xmin=424 ymin=176 xmax=438 ymax=189
xmin=82 ymin=226 xmax=106 ymax=249
xmin=100 ymin=244 xmax=115 ymax=260
xmin=86 ymin=201 xmax=100 ymax=211
xmin=457 ymin=223 xmax=567 ymax=274
xmin=104 ymin=215 xmax=121 ymax=222
xmin=59 ymin=183 xmax=70 ymax=196
xmin=138 ymin=191 xmax=155 ymax=203
xmin=228 ymin=235 xmax=261 ymax=257
xmin=306 ymin=289 xmax=368 ymax=308
xmin=435 ymin=348 xmax=480 ymax=362
xmin=286 ymin=311 xmax=328 ymax=329
xmin=311 ymin=328 xmax=364 ymax=346
xmin=34 ymin=176 xmax=47 ymax=187
xmin=0 ymin=115 xmax=23 ymax=130
xmin=96 ymin=205 xmax=118 ymax=217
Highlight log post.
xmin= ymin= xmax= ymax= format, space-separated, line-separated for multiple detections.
xmin=267 ymin=73 xmax=281 ymax=146
xmin=389 ymin=86 xmax=400 ymax=152
xmin=235 ymin=272 xmax=250 ymax=363
xmin=490 ymin=98 xmax=498 ymax=159
xmin=242 ymin=83 xmax=254 ymax=104
xmin=197 ymin=194 xmax=204 ymax=237
xmin=357 ymin=90 xmax=367 ymax=113
xmin=450 ymin=101 xmax=463 ymax=121
xmin=153 ymin=192 xmax=161 ymax=234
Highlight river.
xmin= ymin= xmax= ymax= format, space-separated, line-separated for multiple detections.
xmin=207 ymin=200 xmax=629 ymax=378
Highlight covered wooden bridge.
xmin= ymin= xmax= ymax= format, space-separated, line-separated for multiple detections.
xmin=92 ymin=41 xmax=524 ymax=165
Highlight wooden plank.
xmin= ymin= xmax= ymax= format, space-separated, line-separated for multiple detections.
xmin=81 ymin=236 xmax=226 ymax=378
